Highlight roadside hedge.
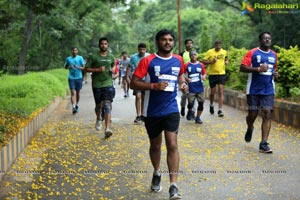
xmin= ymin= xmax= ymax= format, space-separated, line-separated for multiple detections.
xmin=0 ymin=69 xmax=68 ymax=117
xmin=0 ymin=69 xmax=68 ymax=143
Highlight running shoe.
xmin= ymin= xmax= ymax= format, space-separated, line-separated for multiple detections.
xmin=186 ymin=111 xmax=193 ymax=121
xmin=191 ymin=111 xmax=196 ymax=119
xmin=139 ymin=115 xmax=145 ymax=122
xmin=218 ymin=110 xmax=224 ymax=117
xmin=169 ymin=185 xmax=182 ymax=200
xmin=75 ymin=105 xmax=79 ymax=112
xmin=210 ymin=105 xmax=214 ymax=115
xmin=105 ymin=129 xmax=113 ymax=138
xmin=151 ymin=174 xmax=162 ymax=193
xmin=195 ymin=117 xmax=203 ymax=124
xmin=244 ymin=126 xmax=254 ymax=143
xmin=95 ymin=120 xmax=101 ymax=131
xmin=134 ymin=116 xmax=139 ymax=125
xmin=72 ymin=107 xmax=77 ymax=114
xmin=259 ymin=141 xmax=273 ymax=153
xmin=180 ymin=107 xmax=185 ymax=117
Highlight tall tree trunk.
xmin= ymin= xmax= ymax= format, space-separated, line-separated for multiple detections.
xmin=18 ymin=9 xmax=34 ymax=75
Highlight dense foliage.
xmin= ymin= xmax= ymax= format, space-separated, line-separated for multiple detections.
xmin=0 ymin=0 xmax=299 ymax=99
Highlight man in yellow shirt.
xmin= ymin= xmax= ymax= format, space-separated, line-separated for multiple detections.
xmin=203 ymin=40 xmax=229 ymax=117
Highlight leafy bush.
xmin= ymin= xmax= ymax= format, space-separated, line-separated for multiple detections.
xmin=226 ymin=46 xmax=248 ymax=91
xmin=0 ymin=69 xmax=68 ymax=117
xmin=275 ymin=45 xmax=300 ymax=97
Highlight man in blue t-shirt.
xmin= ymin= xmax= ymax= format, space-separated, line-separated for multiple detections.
xmin=126 ymin=43 xmax=149 ymax=124
xmin=64 ymin=47 xmax=85 ymax=114
xmin=130 ymin=29 xmax=188 ymax=200
xmin=184 ymin=51 xmax=207 ymax=124
xmin=240 ymin=31 xmax=279 ymax=154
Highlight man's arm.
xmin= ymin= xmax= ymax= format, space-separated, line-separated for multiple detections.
xmin=125 ymin=65 xmax=130 ymax=83
xmin=178 ymin=73 xmax=188 ymax=93
xmin=130 ymin=75 xmax=169 ymax=91
xmin=240 ymin=63 xmax=268 ymax=73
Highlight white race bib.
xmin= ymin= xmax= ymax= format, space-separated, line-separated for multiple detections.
xmin=158 ymin=74 xmax=177 ymax=92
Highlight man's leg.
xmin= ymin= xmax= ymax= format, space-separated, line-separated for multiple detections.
xmin=165 ymin=131 xmax=182 ymax=199
xmin=164 ymin=131 xmax=180 ymax=183
xmin=103 ymin=100 xmax=112 ymax=137
xmin=70 ymin=89 xmax=76 ymax=107
xmin=93 ymin=88 xmax=102 ymax=131
xmin=122 ymin=78 xmax=127 ymax=96
xmin=134 ymin=92 xmax=142 ymax=124
xmin=217 ymin=84 xmax=224 ymax=117
xmin=209 ymin=87 xmax=216 ymax=114
xmin=135 ymin=92 xmax=141 ymax=116
xmin=149 ymin=134 xmax=162 ymax=172
xmin=76 ymin=90 xmax=80 ymax=104
xmin=180 ymin=93 xmax=187 ymax=117
xmin=261 ymin=109 xmax=272 ymax=141
xmin=244 ymin=110 xmax=258 ymax=142
xmin=140 ymin=92 xmax=145 ymax=121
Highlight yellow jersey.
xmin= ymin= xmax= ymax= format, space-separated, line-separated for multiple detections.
xmin=204 ymin=48 xmax=227 ymax=75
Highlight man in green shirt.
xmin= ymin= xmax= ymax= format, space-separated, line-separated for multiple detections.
xmin=85 ymin=37 xmax=116 ymax=138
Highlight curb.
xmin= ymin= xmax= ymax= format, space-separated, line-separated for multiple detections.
xmin=205 ymin=87 xmax=300 ymax=128
xmin=0 ymin=97 xmax=63 ymax=181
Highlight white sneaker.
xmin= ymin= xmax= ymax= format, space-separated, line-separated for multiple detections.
xmin=95 ymin=120 xmax=101 ymax=131
xmin=105 ymin=129 xmax=113 ymax=138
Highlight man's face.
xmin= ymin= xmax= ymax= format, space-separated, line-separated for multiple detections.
xmin=99 ymin=40 xmax=109 ymax=52
xmin=156 ymin=34 xmax=174 ymax=54
xmin=72 ymin=48 xmax=78 ymax=56
xmin=214 ymin=43 xmax=221 ymax=51
xmin=185 ymin=41 xmax=193 ymax=51
xmin=190 ymin=53 xmax=198 ymax=62
xmin=260 ymin=33 xmax=272 ymax=48
xmin=138 ymin=47 xmax=147 ymax=57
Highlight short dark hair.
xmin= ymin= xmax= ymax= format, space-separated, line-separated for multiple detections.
xmin=259 ymin=31 xmax=271 ymax=40
xmin=155 ymin=29 xmax=175 ymax=41
xmin=121 ymin=51 xmax=127 ymax=55
xmin=99 ymin=37 xmax=109 ymax=44
xmin=214 ymin=40 xmax=222 ymax=45
xmin=138 ymin=43 xmax=147 ymax=49
xmin=71 ymin=47 xmax=77 ymax=50
xmin=184 ymin=39 xmax=193 ymax=45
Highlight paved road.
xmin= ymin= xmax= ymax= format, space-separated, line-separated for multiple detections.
xmin=1 ymin=75 xmax=300 ymax=200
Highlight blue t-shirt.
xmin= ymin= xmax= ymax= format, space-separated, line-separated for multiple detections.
xmin=241 ymin=48 xmax=277 ymax=95
xmin=129 ymin=52 xmax=150 ymax=73
xmin=185 ymin=61 xmax=206 ymax=94
xmin=133 ymin=53 xmax=185 ymax=117
xmin=64 ymin=55 xmax=85 ymax=79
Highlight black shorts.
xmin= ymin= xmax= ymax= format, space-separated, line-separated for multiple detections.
xmin=92 ymin=86 xmax=115 ymax=104
xmin=247 ymin=95 xmax=274 ymax=111
xmin=133 ymin=90 xmax=145 ymax=96
xmin=209 ymin=75 xmax=227 ymax=88
xmin=144 ymin=112 xmax=180 ymax=139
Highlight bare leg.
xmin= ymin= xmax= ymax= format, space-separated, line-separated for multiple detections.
xmin=135 ymin=93 xmax=142 ymax=116
xmin=164 ymin=131 xmax=180 ymax=183
xmin=246 ymin=110 xmax=258 ymax=128
xmin=261 ymin=109 xmax=272 ymax=141
xmin=217 ymin=84 xmax=224 ymax=110
xmin=149 ymin=134 xmax=162 ymax=171
xmin=76 ymin=90 xmax=80 ymax=105
xmin=209 ymin=87 xmax=216 ymax=105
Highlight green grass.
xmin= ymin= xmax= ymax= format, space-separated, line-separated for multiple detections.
xmin=0 ymin=69 xmax=68 ymax=117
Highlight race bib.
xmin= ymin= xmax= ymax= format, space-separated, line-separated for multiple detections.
xmin=189 ymin=73 xmax=200 ymax=83
xmin=158 ymin=74 xmax=177 ymax=92
xmin=259 ymin=64 xmax=273 ymax=76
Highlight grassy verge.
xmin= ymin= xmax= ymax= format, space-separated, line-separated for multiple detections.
xmin=0 ymin=69 xmax=68 ymax=147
